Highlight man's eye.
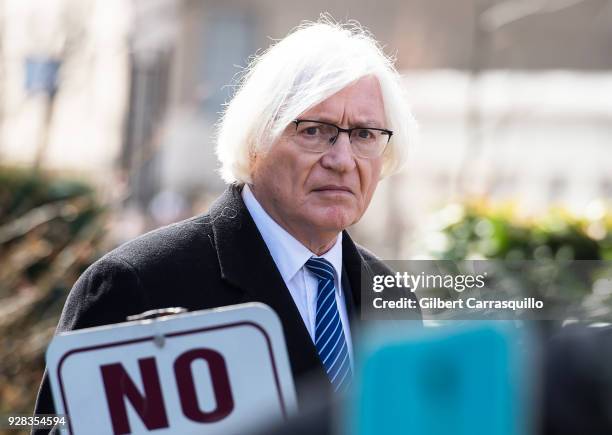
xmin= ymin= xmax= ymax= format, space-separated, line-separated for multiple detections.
xmin=356 ymin=129 xmax=374 ymax=139
xmin=304 ymin=127 xmax=319 ymax=135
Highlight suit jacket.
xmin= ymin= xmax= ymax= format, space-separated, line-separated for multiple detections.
xmin=33 ymin=184 xmax=417 ymax=431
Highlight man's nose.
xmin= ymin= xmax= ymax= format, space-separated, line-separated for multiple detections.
xmin=320 ymin=132 xmax=356 ymax=172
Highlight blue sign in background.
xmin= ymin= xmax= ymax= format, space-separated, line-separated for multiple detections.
xmin=347 ymin=322 xmax=533 ymax=435
xmin=25 ymin=57 xmax=61 ymax=95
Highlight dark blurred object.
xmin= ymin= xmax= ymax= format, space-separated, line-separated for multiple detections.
xmin=0 ymin=166 xmax=107 ymax=419
xmin=543 ymin=324 xmax=612 ymax=435
xmin=252 ymin=396 xmax=334 ymax=435
xmin=250 ymin=372 xmax=336 ymax=435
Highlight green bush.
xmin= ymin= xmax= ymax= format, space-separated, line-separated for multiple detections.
xmin=427 ymin=200 xmax=612 ymax=261
xmin=423 ymin=200 xmax=612 ymax=322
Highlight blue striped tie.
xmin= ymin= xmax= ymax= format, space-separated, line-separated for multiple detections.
xmin=305 ymin=257 xmax=352 ymax=392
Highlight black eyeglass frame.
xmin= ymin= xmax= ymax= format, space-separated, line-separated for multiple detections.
xmin=292 ymin=119 xmax=393 ymax=148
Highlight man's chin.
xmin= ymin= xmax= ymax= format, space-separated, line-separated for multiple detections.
xmin=307 ymin=209 xmax=357 ymax=233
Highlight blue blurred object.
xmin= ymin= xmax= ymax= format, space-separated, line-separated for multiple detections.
xmin=24 ymin=57 xmax=61 ymax=95
xmin=347 ymin=322 xmax=533 ymax=435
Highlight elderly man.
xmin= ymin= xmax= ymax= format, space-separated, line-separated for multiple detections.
xmin=33 ymin=19 xmax=418 ymax=424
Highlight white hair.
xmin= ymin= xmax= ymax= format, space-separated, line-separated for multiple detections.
xmin=216 ymin=17 xmax=417 ymax=184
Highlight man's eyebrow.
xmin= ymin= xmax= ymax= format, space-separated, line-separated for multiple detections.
xmin=302 ymin=116 xmax=384 ymax=128
xmin=302 ymin=115 xmax=338 ymax=124
xmin=355 ymin=119 xmax=384 ymax=128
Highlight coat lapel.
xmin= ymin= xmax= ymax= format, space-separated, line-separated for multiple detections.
xmin=342 ymin=230 xmax=365 ymax=329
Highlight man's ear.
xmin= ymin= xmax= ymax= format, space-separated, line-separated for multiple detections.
xmin=249 ymin=138 xmax=272 ymax=174
xmin=248 ymin=145 xmax=258 ymax=174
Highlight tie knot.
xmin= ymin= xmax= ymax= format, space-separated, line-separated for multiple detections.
xmin=305 ymin=257 xmax=335 ymax=283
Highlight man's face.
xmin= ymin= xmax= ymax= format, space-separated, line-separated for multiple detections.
xmin=250 ymin=75 xmax=386 ymax=245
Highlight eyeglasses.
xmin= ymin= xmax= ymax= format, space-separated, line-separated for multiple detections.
xmin=291 ymin=119 xmax=393 ymax=159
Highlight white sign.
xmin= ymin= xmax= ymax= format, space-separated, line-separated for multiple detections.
xmin=46 ymin=303 xmax=297 ymax=434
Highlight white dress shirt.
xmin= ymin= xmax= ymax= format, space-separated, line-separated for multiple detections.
xmin=242 ymin=184 xmax=353 ymax=364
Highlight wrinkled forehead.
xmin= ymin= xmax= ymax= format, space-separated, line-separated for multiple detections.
xmin=296 ymin=76 xmax=387 ymax=127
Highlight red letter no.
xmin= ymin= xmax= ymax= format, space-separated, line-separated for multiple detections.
xmin=101 ymin=358 xmax=169 ymax=434
xmin=174 ymin=349 xmax=234 ymax=423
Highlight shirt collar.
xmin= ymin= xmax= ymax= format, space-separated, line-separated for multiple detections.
xmin=242 ymin=184 xmax=343 ymax=285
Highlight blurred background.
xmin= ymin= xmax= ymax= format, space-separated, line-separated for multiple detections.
xmin=1 ymin=0 xmax=612 ymax=429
